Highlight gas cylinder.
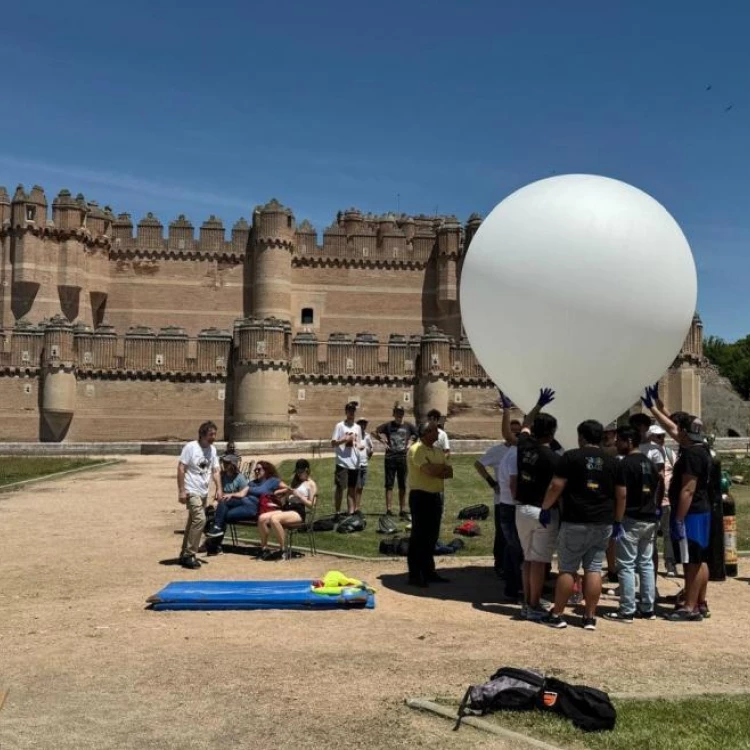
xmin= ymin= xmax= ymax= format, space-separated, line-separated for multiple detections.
xmin=723 ymin=493 xmax=738 ymax=577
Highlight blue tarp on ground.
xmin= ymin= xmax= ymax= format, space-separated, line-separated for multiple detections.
xmin=147 ymin=580 xmax=376 ymax=611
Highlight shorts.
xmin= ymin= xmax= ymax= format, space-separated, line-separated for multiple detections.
xmin=384 ymin=455 xmax=407 ymax=491
xmin=673 ymin=511 xmax=710 ymax=565
xmin=557 ymin=522 xmax=612 ymax=574
xmin=516 ymin=505 xmax=558 ymax=563
xmin=335 ymin=465 xmax=360 ymax=490
xmin=357 ymin=466 xmax=368 ymax=488
xmin=283 ymin=501 xmax=306 ymax=522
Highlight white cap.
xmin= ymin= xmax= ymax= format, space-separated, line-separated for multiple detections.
xmin=647 ymin=425 xmax=666 ymax=437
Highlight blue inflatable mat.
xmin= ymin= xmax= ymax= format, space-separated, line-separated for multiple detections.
xmin=147 ymin=580 xmax=376 ymax=611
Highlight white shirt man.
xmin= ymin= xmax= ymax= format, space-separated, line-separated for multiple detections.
xmin=477 ymin=443 xmax=513 ymax=505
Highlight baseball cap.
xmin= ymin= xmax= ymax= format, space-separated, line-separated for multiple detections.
xmin=220 ymin=453 xmax=240 ymax=467
xmin=647 ymin=425 xmax=666 ymax=437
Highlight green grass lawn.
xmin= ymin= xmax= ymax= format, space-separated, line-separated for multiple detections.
xmin=234 ymin=452 xmax=750 ymax=556
xmin=0 ymin=456 xmax=105 ymax=487
xmin=474 ymin=695 xmax=750 ymax=750
xmin=236 ymin=455 xmax=497 ymax=557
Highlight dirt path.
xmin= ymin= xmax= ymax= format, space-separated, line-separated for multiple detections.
xmin=1 ymin=456 xmax=749 ymax=749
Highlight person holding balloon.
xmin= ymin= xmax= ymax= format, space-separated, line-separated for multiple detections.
xmin=539 ymin=420 xmax=621 ymax=630
xmin=641 ymin=385 xmax=712 ymax=621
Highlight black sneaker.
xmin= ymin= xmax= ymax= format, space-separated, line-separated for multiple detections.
xmin=179 ymin=555 xmax=201 ymax=570
xmin=582 ymin=616 xmax=597 ymax=631
xmin=666 ymin=608 xmax=702 ymax=622
xmin=542 ymin=612 xmax=567 ymax=629
xmin=399 ymin=510 xmax=411 ymax=521
xmin=262 ymin=549 xmax=284 ymax=561
xmin=602 ymin=611 xmax=633 ymax=624
xmin=385 ymin=510 xmax=395 ymax=517
xmin=635 ymin=610 xmax=657 ymax=620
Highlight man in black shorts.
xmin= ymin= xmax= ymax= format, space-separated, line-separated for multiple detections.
xmin=376 ymin=405 xmax=418 ymax=518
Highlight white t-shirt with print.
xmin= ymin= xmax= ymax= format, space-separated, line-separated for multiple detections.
xmin=180 ymin=440 xmax=219 ymax=497
xmin=332 ymin=421 xmax=362 ymax=469
xmin=639 ymin=441 xmax=665 ymax=470
xmin=357 ymin=432 xmax=374 ymax=468
xmin=478 ymin=442 xmax=512 ymax=505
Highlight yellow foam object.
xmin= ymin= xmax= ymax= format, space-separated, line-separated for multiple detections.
xmin=311 ymin=570 xmax=376 ymax=596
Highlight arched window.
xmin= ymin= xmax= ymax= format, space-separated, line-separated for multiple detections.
xmin=301 ymin=308 xmax=314 ymax=325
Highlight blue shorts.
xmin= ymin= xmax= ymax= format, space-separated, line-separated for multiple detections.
xmin=673 ymin=511 xmax=710 ymax=565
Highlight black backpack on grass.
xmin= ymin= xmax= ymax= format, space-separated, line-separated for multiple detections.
xmin=457 ymin=503 xmax=490 ymax=521
xmin=377 ymin=515 xmax=399 ymax=535
xmin=336 ymin=512 xmax=366 ymax=534
xmin=312 ymin=515 xmax=337 ymax=532
xmin=379 ymin=536 xmax=409 ymax=556
xmin=455 ymin=667 xmax=616 ymax=733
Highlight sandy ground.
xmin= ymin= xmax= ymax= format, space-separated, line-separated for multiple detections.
xmin=1 ymin=456 xmax=750 ymax=750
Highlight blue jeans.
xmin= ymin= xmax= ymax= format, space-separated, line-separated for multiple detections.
xmin=497 ymin=504 xmax=523 ymax=599
xmin=215 ymin=496 xmax=259 ymax=530
xmin=616 ymin=518 xmax=657 ymax=615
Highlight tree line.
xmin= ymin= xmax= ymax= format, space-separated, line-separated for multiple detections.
xmin=704 ymin=335 xmax=750 ymax=399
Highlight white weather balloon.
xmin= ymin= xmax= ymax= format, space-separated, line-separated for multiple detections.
xmin=460 ymin=174 xmax=697 ymax=449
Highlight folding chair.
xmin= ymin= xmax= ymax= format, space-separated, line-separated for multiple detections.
xmin=240 ymin=459 xmax=255 ymax=479
xmin=284 ymin=496 xmax=318 ymax=559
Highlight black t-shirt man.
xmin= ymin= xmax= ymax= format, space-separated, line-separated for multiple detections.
xmin=616 ymin=453 xmax=660 ymax=521
xmin=376 ymin=420 xmax=418 ymax=459
xmin=668 ymin=443 xmax=712 ymax=515
xmin=516 ymin=433 xmax=561 ymax=508
xmin=555 ymin=447 xmax=619 ymax=524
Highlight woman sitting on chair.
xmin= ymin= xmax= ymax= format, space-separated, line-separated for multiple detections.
xmin=258 ymin=459 xmax=317 ymax=560
xmin=206 ymin=459 xmax=286 ymax=542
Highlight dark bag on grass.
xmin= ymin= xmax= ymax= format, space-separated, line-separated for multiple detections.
xmin=337 ymin=512 xmax=366 ymax=534
xmin=537 ymin=676 xmax=616 ymax=732
xmin=455 ymin=667 xmax=545 ymax=729
xmin=312 ymin=515 xmax=336 ymax=532
xmin=449 ymin=537 xmax=465 ymax=551
xmin=377 ymin=515 xmax=399 ymax=535
xmin=457 ymin=503 xmax=490 ymax=521
xmin=455 ymin=667 xmax=616 ymax=733
xmin=454 ymin=521 xmax=481 ymax=537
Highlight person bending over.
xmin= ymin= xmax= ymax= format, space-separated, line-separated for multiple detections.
xmin=257 ymin=459 xmax=316 ymax=561
xmin=540 ymin=419 xmax=620 ymax=631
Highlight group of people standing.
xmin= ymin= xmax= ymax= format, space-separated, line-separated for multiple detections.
xmin=474 ymin=384 xmax=716 ymax=629
xmin=330 ymin=401 xmax=449 ymax=518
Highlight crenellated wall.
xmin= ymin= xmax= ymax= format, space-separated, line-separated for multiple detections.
xmin=0 ymin=180 xmax=708 ymax=442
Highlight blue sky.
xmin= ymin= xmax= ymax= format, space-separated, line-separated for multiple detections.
xmin=1 ymin=0 xmax=748 ymax=340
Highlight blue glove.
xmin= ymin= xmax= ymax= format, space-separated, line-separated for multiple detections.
xmin=655 ymin=507 xmax=663 ymax=520
xmin=648 ymin=382 xmax=660 ymax=402
xmin=539 ymin=508 xmax=552 ymax=528
xmin=641 ymin=387 xmax=654 ymax=409
xmin=498 ymin=391 xmax=513 ymax=410
xmin=672 ymin=518 xmax=686 ymax=542
xmin=537 ymin=387 xmax=556 ymax=408
xmin=611 ymin=522 xmax=624 ymax=541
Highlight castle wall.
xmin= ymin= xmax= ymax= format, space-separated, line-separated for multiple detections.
xmin=289 ymin=263 xmax=438 ymax=340
xmin=68 ymin=379 xmax=226 ymax=441
xmin=106 ymin=254 xmax=244 ymax=335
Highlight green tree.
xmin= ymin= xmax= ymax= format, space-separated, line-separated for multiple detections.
xmin=704 ymin=334 xmax=750 ymax=399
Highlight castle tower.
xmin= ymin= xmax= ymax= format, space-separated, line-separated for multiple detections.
xmin=40 ymin=315 xmax=77 ymax=442
xmin=416 ymin=326 xmax=451 ymax=422
xmin=232 ymin=317 xmax=291 ymax=441
xmin=251 ymin=199 xmax=295 ymax=321
xmin=436 ymin=217 xmax=462 ymax=337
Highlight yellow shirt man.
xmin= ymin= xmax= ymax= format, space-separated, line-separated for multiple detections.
xmin=408 ymin=440 xmax=450 ymax=494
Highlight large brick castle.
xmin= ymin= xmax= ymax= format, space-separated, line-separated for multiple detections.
xmin=0 ymin=183 xmax=703 ymax=442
